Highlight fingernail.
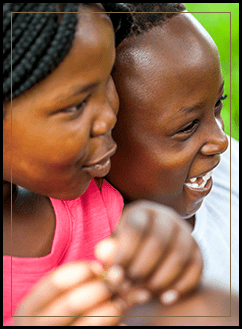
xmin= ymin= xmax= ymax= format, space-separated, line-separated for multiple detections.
xmin=90 ymin=261 xmax=104 ymax=276
xmin=95 ymin=238 xmax=117 ymax=263
xmin=160 ymin=289 xmax=179 ymax=305
xmin=135 ymin=289 xmax=152 ymax=304
xmin=113 ymin=296 xmax=130 ymax=313
xmin=106 ymin=265 xmax=125 ymax=285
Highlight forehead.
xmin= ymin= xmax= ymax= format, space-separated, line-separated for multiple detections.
xmin=8 ymin=4 xmax=115 ymax=110
xmin=115 ymin=12 xmax=221 ymax=104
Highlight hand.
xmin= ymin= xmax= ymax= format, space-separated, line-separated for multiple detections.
xmin=124 ymin=277 xmax=239 ymax=326
xmin=95 ymin=200 xmax=204 ymax=306
xmin=13 ymin=262 xmax=126 ymax=326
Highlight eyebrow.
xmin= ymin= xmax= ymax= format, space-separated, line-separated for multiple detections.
xmin=71 ymin=82 xmax=100 ymax=97
xmin=178 ymin=81 xmax=225 ymax=115
xmin=68 ymin=57 xmax=116 ymax=98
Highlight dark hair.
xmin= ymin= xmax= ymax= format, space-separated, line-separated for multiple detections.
xmin=117 ymin=3 xmax=186 ymax=42
xmin=3 ymin=3 xmax=132 ymax=103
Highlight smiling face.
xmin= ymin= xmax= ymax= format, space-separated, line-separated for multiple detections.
xmin=107 ymin=12 xmax=228 ymax=219
xmin=3 ymin=4 xmax=119 ymax=200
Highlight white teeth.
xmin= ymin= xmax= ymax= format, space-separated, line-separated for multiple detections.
xmin=190 ymin=177 xmax=197 ymax=182
xmin=191 ymin=183 xmax=199 ymax=188
xmin=204 ymin=170 xmax=213 ymax=180
xmin=185 ymin=170 xmax=213 ymax=190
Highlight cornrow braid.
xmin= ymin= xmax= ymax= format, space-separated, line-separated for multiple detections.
xmin=3 ymin=3 xmax=39 ymax=58
xmin=3 ymin=3 xmax=80 ymax=103
xmin=3 ymin=3 xmax=27 ymax=38
xmin=119 ymin=3 xmax=186 ymax=39
xmin=3 ymin=3 xmax=133 ymax=103
xmin=3 ymin=5 xmax=54 ymax=76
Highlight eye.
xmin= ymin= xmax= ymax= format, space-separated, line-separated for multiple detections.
xmin=178 ymin=120 xmax=199 ymax=134
xmin=215 ymin=94 xmax=227 ymax=108
xmin=62 ymin=98 xmax=88 ymax=115
xmin=214 ymin=94 xmax=227 ymax=116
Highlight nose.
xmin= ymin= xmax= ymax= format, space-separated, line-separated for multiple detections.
xmin=200 ymin=118 xmax=229 ymax=156
xmin=91 ymin=78 xmax=119 ymax=137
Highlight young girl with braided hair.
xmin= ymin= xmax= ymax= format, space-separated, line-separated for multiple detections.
xmin=3 ymin=3 xmax=128 ymax=325
xmin=3 ymin=3 xmax=206 ymax=326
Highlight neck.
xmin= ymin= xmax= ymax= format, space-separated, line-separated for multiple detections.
xmin=186 ymin=214 xmax=196 ymax=229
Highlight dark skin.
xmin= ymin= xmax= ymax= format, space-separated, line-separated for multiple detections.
xmin=4 ymin=5 xmax=203 ymax=325
xmin=123 ymin=277 xmax=239 ymax=326
xmin=3 ymin=4 xmax=118 ymax=258
xmin=5 ymin=4 xmax=132 ymax=326
xmin=104 ymin=11 xmax=235 ymax=325
xmin=107 ymin=11 xmax=229 ymax=226
xmin=4 ymin=8 xmax=235 ymax=325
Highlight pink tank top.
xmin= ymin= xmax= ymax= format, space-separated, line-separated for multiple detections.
xmin=3 ymin=179 xmax=124 ymax=326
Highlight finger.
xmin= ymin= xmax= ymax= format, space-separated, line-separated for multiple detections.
xmin=70 ymin=299 xmax=126 ymax=326
xmin=160 ymin=289 xmax=180 ymax=305
xmin=116 ymin=202 xmax=190 ymax=282
xmin=15 ymin=262 xmax=97 ymax=316
xmin=159 ymin=247 xmax=203 ymax=306
xmin=170 ymin=247 xmax=204 ymax=296
xmin=34 ymin=279 xmax=112 ymax=326
xmin=111 ymin=206 xmax=150 ymax=267
xmin=146 ymin=229 xmax=195 ymax=293
xmin=124 ymin=287 xmax=152 ymax=306
xmin=124 ymin=223 xmax=177 ymax=282
xmin=113 ymin=202 xmax=179 ymax=271
xmin=95 ymin=237 xmax=118 ymax=267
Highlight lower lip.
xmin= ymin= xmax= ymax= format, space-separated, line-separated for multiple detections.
xmin=83 ymin=157 xmax=112 ymax=178
xmin=184 ymin=176 xmax=213 ymax=198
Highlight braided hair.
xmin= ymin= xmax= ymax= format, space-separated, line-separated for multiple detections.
xmin=3 ymin=3 xmax=132 ymax=103
xmin=117 ymin=3 xmax=186 ymax=40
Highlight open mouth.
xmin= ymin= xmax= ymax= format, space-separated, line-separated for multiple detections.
xmin=184 ymin=170 xmax=213 ymax=190
xmin=82 ymin=144 xmax=117 ymax=178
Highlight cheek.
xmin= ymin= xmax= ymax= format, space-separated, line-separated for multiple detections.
xmin=133 ymin=149 xmax=189 ymax=196
xmin=13 ymin=118 xmax=88 ymax=176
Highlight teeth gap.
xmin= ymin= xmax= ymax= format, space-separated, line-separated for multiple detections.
xmin=186 ymin=171 xmax=213 ymax=189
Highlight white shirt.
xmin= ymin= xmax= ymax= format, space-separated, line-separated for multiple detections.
xmin=192 ymin=136 xmax=239 ymax=292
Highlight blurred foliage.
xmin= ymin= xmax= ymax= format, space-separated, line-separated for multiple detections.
xmin=183 ymin=3 xmax=239 ymax=141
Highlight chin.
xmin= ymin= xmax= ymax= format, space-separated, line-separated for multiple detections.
xmin=180 ymin=199 xmax=204 ymax=220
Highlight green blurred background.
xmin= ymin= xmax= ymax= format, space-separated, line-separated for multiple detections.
xmin=183 ymin=3 xmax=239 ymax=141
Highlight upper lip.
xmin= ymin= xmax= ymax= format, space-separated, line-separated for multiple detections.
xmin=186 ymin=159 xmax=220 ymax=181
xmin=83 ymin=144 xmax=117 ymax=168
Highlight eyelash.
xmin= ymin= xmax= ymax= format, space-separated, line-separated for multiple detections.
xmin=177 ymin=94 xmax=227 ymax=136
xmin=214 ymin=94 xmax=227 ymax=114
xmin=62 ymin=98 xmax=88 ymax=115
xmin=178 ymin=120 xmax=199 ymax=135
